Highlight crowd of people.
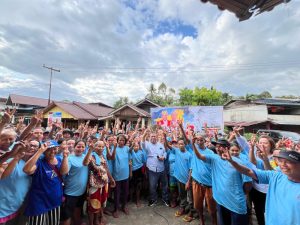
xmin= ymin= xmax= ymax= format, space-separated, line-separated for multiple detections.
xmin=0 ymin=108 xmax=299 ymax=225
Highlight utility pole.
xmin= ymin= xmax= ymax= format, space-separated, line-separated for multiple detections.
xmin=43 ymin=64 xmax=60 ymax=105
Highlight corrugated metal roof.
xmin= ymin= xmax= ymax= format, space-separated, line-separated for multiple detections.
xmin=7 ymin=94 xmax=49 ymax=107
xmin=225 ymin=121 xmax=268 ymax=127
xmin=109 ymin=104 xmax=151 ymax=117
xmin=45 ymin=101 xmax=96 ymax=120
xmin=253 ymin=98 xmax=300 ymax=106
xmin=74 ymin=102 xmax=113 ymax=117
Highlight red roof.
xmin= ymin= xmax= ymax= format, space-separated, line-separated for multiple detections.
xmin=7 ymin=94 xmax=49 ymax=107
xmin=74 ymin=102 xmax=113 ymax=117
xmin=44 ymin=101 xmax=96 ymax=120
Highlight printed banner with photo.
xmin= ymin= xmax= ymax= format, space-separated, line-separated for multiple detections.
xmin=151 ymin=106 xmax=224 ymax=134
xmin=47 ymin=111 xmax=62 ymax=127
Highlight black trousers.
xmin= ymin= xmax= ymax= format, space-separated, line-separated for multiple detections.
xmin=249 ymin=188 xmax=266 ymax=225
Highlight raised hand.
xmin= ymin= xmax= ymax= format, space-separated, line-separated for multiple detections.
xmin=63 ymin=147 xmax=70 ymax=158
xmin=18 ymin=116 xmax=25 ymax=124
xmin=10 ymin=141 xmax=27 ymax=156
xmin=250 ymin=134 xmax=257 ymax=148
xmin=137 ymin=117 xmax=141 ymax=124
xmin=221 ymin=148 xmax=232 ymax=161
xmin=1 ymin=108 xmax=16 ymax=124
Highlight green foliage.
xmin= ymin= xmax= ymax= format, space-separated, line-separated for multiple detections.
xmin=276 ymin=95 xmax=300 ymax=99
xmin=245 ymin=91 xmax=272 ymax=100
xmin=178 ymin=87 xmax=230 ymax=106
xmin=145 ymin=82 xmax=176 ymax=106
xmin=113 ymin=96 xmax=129 ymax=108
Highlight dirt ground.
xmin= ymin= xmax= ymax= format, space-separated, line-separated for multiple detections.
xmin=98 ymin=200 xmax=258 ymax=225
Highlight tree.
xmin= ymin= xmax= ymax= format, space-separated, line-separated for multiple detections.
xmin=178 ymin=88 xmax=194 ymax=106
xmin=178 ymin=87 xmax=225 ymax=106
xmin=145 ymin=83 xmax=177 ymax=106
xmin=276 ymin=95 xmax=299 ymax=99
xmin=113 ymin=97 xmax=129 ymax=108
xmin=245 ymin=91 xmax=272 ymax=100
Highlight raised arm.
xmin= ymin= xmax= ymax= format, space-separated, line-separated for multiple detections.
xmin=110 ymin=141 xmax=117 ymax=160
xmin=249 ymin=135 xmax=257 ymax=165
xmin=192 ymin=138 xmax=206 ymax=161
xmin=222 ymin=149 xmax=257 ymax=180
xmin=135 ymin=117 xmax=141 ymax=132
xmin=23 ymin=143 xmax=48 ymax=175
xmin=178 ymin=120 xmax=190 ymax=144
xmin=60 ymin=145 xmax=69 ymax=175
xmin=0 ymin=141 xmax=26 ymax=164
xmin=1 ymin=143 xmax=26 ymax=179
xmin=83 ymin=143 xmax=94 ymax=166
xmin=0 ymin=108 xmax=16 ymax=133
xmin=19 ymin=111 xmax=42 ymax=141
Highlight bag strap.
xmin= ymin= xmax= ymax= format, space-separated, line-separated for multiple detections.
xmin=46 ymin=159 xmax=63 ymax=183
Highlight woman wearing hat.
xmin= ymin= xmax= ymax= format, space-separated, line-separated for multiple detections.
xmin=23 ymin=140 xmax=69 ymax=225
xmin=223 ymin=149 xmax=300 ymax=225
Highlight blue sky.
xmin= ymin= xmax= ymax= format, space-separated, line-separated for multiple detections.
xmin=0 ymin=0 xmax=300 ymax=105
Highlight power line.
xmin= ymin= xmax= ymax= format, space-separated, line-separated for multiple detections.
xmin=53 ymin=59 xmax=300 ymax=73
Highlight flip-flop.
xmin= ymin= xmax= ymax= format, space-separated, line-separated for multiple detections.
xmin=182 ymin=215 xmax=193 ymax=222
xmin=175 ymin=210 xmax=184 ymax=217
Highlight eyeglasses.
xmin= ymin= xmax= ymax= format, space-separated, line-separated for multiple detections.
xmin=30 ymin=144 xmax=39 ymax=148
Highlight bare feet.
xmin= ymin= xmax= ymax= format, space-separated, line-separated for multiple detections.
xmin=122 ymin=207 xmax=130 ymax=215
xmin=112 ymin=211 xmax=119 ymax=218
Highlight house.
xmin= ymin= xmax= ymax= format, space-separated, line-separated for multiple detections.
xmin=5 ymin=94 xmax=51 ymax=123
xmin=0 ymin=97 xmax=7 ymax=111
xmin=99 ymin=98 xmax=161 ymax=129
xmin=224 ymin=98 xmax=300 ymax=132
xmin=200 ymin=0 xmax=291 ymax=21
xmin=42 ymin=101 xmax=113 ymax=128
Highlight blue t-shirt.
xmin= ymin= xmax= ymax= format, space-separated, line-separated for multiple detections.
xmin=167 ymin=150 xmax=176 ymax=176
xmin=113 ymin=146 xmax=130 ymax=181
xmin=205 ymin=154 xmax=252 ymax=214
xmin=0 ymin=160 xmax=31 ymax=218
xmin=173 ymin=148 xmax=192 ymax=184
xmin=131 ymin=149 xmax=146 ymax=171
xmin=103 ymin=146 xmax=114 ymax=174
xmin=191 ymin=146 xmax=213 ymax=186
xmin=25 ymin=157 xmax=63 ymax=216
xmin=64 ymin=154 xmax=88 ymax=196
xmin=254 ymin=169 xmax=300 ymax=225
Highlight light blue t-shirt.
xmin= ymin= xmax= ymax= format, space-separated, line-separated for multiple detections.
xmin=173 ymin=148 xmax=192 ymax=184
xmin=0 ymin=160 xmax=31 ymax=218
xmin=113 ymin=146 xmax=130 ymax=181
xmin=254 ymin=169 xmax=300 ymax=225
xmin=64 ymin=154 xmax=88 ymax=196
xmin=205 ymin=154 xmax=252 ymax=214
xmin=167 ymin=150 xmax=176 ymax=176
xmin=131 ymin=149 xmax=146 ymax=171
xmin=191 ymin=146 xmax=213 ymax=186
xmin=103 ymin=146 xmax=114 ymax=174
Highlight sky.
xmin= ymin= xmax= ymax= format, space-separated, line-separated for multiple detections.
xmin=0 ymin=0 xmax=300 ymax=106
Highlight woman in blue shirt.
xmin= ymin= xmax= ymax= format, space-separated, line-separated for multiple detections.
xmin=129 ymin=142 xmax=146 ymax=207
xmin=61 ymin=140 xmax=88 ymax=225
xmin=109 ymin=134 xmax=131 ymax=218
xmin=23 ymin=140 xmax=69 ymax=225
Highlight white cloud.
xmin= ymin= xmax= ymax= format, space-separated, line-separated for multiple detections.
xmin=0 ymin=0 xmax=300 ymax=104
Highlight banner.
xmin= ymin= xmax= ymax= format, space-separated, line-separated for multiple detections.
xmin=151 ymin=106 xmax=223 ymax=133
xmin=48 ymin=111 xmax=62 ymax=127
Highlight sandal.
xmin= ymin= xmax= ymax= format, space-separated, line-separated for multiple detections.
xmin=183 ymin=215 xmax=194 ymax=222
xmin=175 ymin=208 xmax=185 ymax=217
